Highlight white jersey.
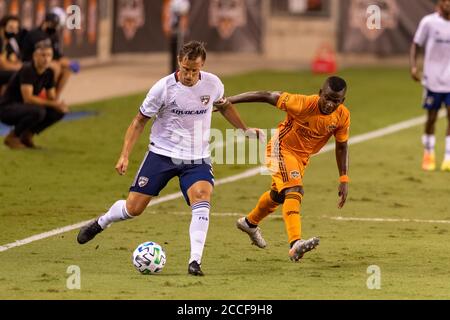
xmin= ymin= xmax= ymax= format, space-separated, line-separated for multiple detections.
xmin=414 ymin=13 xmax=450 ymax=93
xmin=140 ymin=71 xmax=224 ymax=160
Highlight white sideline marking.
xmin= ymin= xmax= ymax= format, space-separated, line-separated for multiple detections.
xmin=149 ymin=212 xmax=450 ymax=225
xmin=329 ymin=216 xmax=450 ymax=224
xmin=0 ymin=112 xmax=445 ymax=253
xmin=0 ymin=221 xmax=91 ymax=253
xmin=148 ymin=211 xmax=245 ymax=217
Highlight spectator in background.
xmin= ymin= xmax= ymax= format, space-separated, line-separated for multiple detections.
xmin=0 ymin=15 xmax=22 ymax=94
xmin=162 ymin=0 xmax=190 ymax=73
xmin=21 ymin=12 xmax=74 ymax=100
xmin=0 ymin=40 xmax=68 ymax=150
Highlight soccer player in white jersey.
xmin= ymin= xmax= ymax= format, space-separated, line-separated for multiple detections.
xmin=410 ymin=0 xmax=450 ymax=171
xmin=77 ymin=41 xmax=263 ymax=276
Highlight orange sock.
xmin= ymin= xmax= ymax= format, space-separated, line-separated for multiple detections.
xmin=282 ymin=192 xmax=302 ymax=245
xmin=247 ymin=191 xmax=280 ymax=225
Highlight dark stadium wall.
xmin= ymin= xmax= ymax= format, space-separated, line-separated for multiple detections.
xmin=338 ymin=0 xmax=436 ymax=56
xmin=187 ymin=0 xmax=263 ymax=53
xmin=111 ymin=0 xmax=263 ymax=54
xmin=112 ymin=0 xmax=165 ymax=53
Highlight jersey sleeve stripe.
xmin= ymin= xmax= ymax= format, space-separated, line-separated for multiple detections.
xmin=139 ymin=109 xmax=152 ymax=119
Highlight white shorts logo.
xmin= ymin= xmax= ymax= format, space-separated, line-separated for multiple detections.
xmin=425 ymin=96 xmax=435 ymax=106
xmin=138 ymin=177 xmax=149 ymax=188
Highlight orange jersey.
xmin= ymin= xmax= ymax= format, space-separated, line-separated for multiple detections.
xmin=270 ymin=93 xmax=351 ymax=162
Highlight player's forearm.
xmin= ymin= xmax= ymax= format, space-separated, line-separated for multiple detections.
xmin=336 ymin=141 xmax=349 ymax=177
xmin=410 ymin=43 xmax=419 ymax=69
xmin=120 ymin=118 xmax=146 ymax=158
xmin=220 ymin=104 xmax=248 ymax=131
xmin=228 ymin=91 xmax=281 ymax=106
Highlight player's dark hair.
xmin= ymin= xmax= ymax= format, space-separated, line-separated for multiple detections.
xmin=178 ymin=41 xmax=207 ymax=62
xmin=34 ymin=39 xmax=53 ymax=52
xmin=326 ymin=76 xmax=347 ymax=93
xmin=0 ymin=15 xmax=20 ymax=29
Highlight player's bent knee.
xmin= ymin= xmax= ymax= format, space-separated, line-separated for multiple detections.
xmin=188 ymin=183 xmax=213 ymax=203
xmin=190 ymin=190 xmax=211 ymax=203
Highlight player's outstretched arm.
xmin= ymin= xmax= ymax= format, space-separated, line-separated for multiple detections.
xmin=227 ymin=91 xmax=282 ymax=107
xmin=336 ymin=141 xmax=349 ymax=209
xmin=214 ymin=99 xmax=265 ymax=143
xmin=116 ymin=112 xmax=150 ymax=176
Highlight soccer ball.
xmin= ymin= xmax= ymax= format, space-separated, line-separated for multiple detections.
xmin=132 ymin=242 xmax=166 ymax=275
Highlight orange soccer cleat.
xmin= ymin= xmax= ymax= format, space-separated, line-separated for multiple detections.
xmin=422 ymin=152 xmax=436 ymax=171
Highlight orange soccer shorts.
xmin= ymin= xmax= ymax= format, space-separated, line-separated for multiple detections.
xmin=266 ymin=146 xmax=307 ymax=193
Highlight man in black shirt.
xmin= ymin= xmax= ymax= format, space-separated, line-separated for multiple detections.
xmin=21 ymin=12 xmax=72 ymax=100
xmin=0 ymin=40 xmax=68 ymax=149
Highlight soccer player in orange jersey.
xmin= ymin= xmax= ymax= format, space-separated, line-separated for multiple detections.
xmin=227 ymin=76 xmax=350 ymax=262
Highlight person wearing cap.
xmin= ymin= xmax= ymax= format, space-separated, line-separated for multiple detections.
xmin=0 ymin=40 xmax=68 ymax=149
xmin=21 ymin=12 xmax=73 ymax=100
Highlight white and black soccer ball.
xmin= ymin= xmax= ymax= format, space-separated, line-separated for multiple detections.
xmin=132 ymin=242 xmax=166 ymax=275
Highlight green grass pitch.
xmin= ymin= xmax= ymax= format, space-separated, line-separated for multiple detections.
xmin=0 ymin=68 xmax=449 ymax=299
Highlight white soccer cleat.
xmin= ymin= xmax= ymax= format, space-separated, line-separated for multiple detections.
xmin=288 ymin=237 xmax=320 ymax=262
xmin=236 ymin=217 xmax=267 ymax=249
xmin=441 ymin=160 xmax=450 ymax=172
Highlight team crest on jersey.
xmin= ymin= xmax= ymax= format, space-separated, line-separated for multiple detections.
xmin=138 ymin=177 xmax=149 ymax=188
xmin=281 ymin=96 xmax=290 ymax=109
xmin=201 ymin=96 xmax=211 ymax=106
xmin=290 ymin=171 xmax=301 ymax=179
